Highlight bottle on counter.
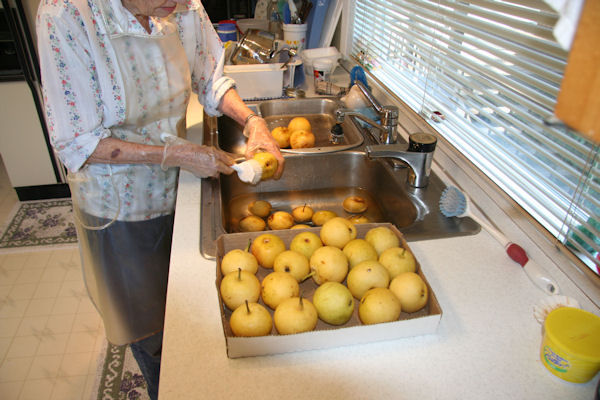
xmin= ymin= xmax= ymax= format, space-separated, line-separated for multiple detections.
xmin=268 ymin=0 xmax=283 ymax=39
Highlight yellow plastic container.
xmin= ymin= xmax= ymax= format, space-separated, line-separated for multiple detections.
xmin=541 ymin=307 xmax=600 ymax=383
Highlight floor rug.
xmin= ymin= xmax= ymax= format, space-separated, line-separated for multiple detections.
xmin=92 ymin=341 xmax=149 ymax=400
xmin=0 ymin=199 xmax=78 ymax=249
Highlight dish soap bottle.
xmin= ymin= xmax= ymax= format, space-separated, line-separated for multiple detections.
xmin=268 ymin=0 xmax=283 ymax=39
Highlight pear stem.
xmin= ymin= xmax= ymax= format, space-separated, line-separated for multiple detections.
xmin=237 ymin=267 xmax=242 ymax=280
xmin=298 ymin=295 xmax=304 ymax=310
xmin=245 ymin=239 xmax=251 ymax=252
xmin=301 ymin=270 xmax=315 ymax=282
xmin=245 ymin=300 xmax=251 ymax=314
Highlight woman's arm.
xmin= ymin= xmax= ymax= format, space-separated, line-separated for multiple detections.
xmin=88 ymin=137 xmax=234 ymax=177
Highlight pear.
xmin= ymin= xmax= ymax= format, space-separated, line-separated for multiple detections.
xmin=358 ymin=288 xmax=402 ymax=325
xmin=365 ymin=226 xmax=401 ymax=256
xmin=220 ymin=245 xmax=258 ymax=275
xmin=346 ymin=260 xmax=390 ymax=300
xmin=312 ymin=282 xmax=355 ymax=325
xmin=291 ymin=224 xmax=311 ymax=229
xmin=342 ymin=195 xmax=368 ymax=214
xmin=273 ymin=250 xmax=310 ymax=282
xmin=250 ymin=233 xmax=286 ymax=269
xmin=343 ymin=238 xmax=378 ymax=269
xmin=312 ymin=210 xmax=338 ymax=226
xmin=252 ymin=152 xmax=278 ymax=180
xmin=239 ymin=215 xmax=266 ymax=232
xmin=274 ymin=296 xmax=318 ymax=334
xmin=248 ymin=200 xmax=272 ymax=218
xmin=219 ymin=269 xmax=261 ymax=311
xmin=308 ymin=246 xmax=349 ymax=285
xmin=379 ymin=247 xmax=417 ymax=279
xmin=289 ymin=231 xmax=323 ymax=259
xmin=389 ymin=272 xmax=428 ymax=313
xmin=290 ymin=130 xmax=315 ymax=149
xmin=347 ymin=214 xmax=370 ymax=224
xmin=229 ymin=301 xmax=273 ymax=337
xmin=267 ymin=211 xmax=294 ymax=230
xmin=320 ymin=217 xmax=357 ymax=249
xmin=291 ymin=204 xmax=314 ymax=223
xmin=261 ymin=271 xmax=300 ymax=309
xmin=271 ymin=126 xmax=291 ymax=148
xmin=287 ymin=116 xmax=312 ymax=133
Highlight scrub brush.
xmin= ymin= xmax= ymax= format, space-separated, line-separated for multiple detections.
xmin=439 ymin=186 xmax=560 ymax=295
xmin=231 ymin=159 xmax=263 ymax=185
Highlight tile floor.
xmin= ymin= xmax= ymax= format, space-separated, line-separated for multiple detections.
xmin=0 ymin=157 xmax=105 ymax=400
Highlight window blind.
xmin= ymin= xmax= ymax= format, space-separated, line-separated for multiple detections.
xmin=351 ymin=0 xmax=600 ymax=274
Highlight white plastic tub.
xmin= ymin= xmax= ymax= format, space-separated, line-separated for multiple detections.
xmin=224 ymin=63 xmax=284 ymax=100
xmin=300 ymin=46 xmax=341 ymax=76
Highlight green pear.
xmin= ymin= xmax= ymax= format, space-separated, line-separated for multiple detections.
xmin=312 ymin=282 xmax=355 ymax=325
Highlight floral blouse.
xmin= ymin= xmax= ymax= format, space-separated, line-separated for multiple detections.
xmin=36 ymin=0 xmax=234 ymax=221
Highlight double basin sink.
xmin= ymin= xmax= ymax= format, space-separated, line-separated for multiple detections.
xmin=200 ymin=98 xmax=479 ymax=258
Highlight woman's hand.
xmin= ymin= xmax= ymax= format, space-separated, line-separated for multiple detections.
xmin=243 ymin=116 xmax=285 ymax=179
xmin=162 ymin=140 xmax=235 ymax=178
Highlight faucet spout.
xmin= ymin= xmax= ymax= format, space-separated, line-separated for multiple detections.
xmin=365 ymin=133 xmax=437 ymax=187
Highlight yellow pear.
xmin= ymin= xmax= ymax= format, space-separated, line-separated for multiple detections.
xmin=311 ymin=210 xmax=337 ymax=226
xmin=270 ymin=126 xmax=291 ymax=148
xmin=239 ymin=215 xmax=266 ymax=232
xmin=290 ymin=130 xmax=315 ymax=149
xmin=365 ymin=226 xmax=401 ymax=256
xmin=250 ymin=233 xmax=286 ymax=269
xmin=229 ymin=301 xmax=273 ymax=337
xmin=320 ymin=217 xmax=357 ymax=249
xmin=273 ymin=250 xmax=310 ymax=282
xmin=248 ymin=200 xmax=272 ymax=218
xmin=287 ymin=116 xmax=312 ymax=133
xmin=220 ymin=248 xmax=258 ymax=275
xmin=308 ymin=246 xmax=349 ymax=285
xmin=267 ymin=211 xmax=294 ymax=230
xmin=289 ymin=231 xmax=322 ymax=259
xmin=219 ymin=269 xmax=261 ymax=311
xmin=389 ymin=272 xmax=428 ymax=313
xmin=343 ymin=238 xmax=378 ymax=269
xmin=346 ymin=260 xmax=390 ymax=300
xmin=274 ymin=296 xmax=318 ymax=334
xmin=379 ymin=247 xmax=417 ymax=279
xmin=291 ymin=224 xmax=311 ymax=229
xmin=252 ymin=152 xmax=278 ymax=180
xmin=347 ymin=214 xmax=370 ymax=224
xmin=291 ymin=204 xmax=314 ymax=223
xmin=342 ymin=195 xmax=368 ymax=214
xmin=261 ymin=271 xmax=300 ymax=310
xmin=358 ymin=288 xmax=402 ymax=325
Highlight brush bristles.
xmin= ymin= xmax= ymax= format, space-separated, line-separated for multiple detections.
xmin=439 ymin=186 xmax=467 ymax=217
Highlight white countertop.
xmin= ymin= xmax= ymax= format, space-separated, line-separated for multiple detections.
xmin=158 ymin=98 xmax=600 ymax=399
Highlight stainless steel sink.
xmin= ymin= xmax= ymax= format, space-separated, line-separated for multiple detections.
xmin=200 ymin=130 xmax=480 ymax=258
xmin=215 ymin=98 xmax=363 ymax=155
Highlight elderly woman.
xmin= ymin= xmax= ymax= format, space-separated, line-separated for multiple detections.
xmin=36 ymin=0 xmax=283 ymax=398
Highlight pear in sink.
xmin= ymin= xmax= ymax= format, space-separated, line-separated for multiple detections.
xmin=271 ymin=126 xmax=291 ymax=148
xmin=291 ymin=204 xmax=314 ymax=223
xmin=248 ymin=200 xmax=272 ymax=218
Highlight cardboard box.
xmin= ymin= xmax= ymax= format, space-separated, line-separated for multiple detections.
xmin=215 ymin=223 xmax=442 ymax=358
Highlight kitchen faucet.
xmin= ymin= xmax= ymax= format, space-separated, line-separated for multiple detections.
xmin=333 ymin=81 xmax=437 ymax=187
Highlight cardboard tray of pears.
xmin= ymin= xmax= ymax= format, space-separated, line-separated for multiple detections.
xmin=215 ymin=223 xmax=442 ymax=358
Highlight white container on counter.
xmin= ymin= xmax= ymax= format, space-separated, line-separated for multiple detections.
xmin=224 ymin=63 xmax=284 ymax=100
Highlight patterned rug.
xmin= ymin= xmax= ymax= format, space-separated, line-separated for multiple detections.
xmin=0 ymin=199 xmax=77 ymax=249
xmin=93 ymin=342 xmax=149 ymax=400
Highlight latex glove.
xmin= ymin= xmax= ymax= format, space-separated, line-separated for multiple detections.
xmin=161 ymin=135 xmax=235 ymax=178
xmin=243 ymin=116 xmax=285 ymax=179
